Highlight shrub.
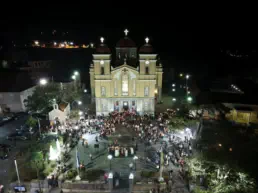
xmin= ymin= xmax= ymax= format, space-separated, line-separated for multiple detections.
xmin=141 ymin=171 xmax=156 ymax=178
xmin=80 ymin=169 xmax=105 ymax=182
xmin=66 ymin=169 xmax=78 ymax=180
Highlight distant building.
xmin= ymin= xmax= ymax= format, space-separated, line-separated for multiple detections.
xmin=48 ymin=102 xmax=70 ymax=124
xmin=90 ymin=30 xmax=163 ymax=116
xmin=191 ymin=78 xmax=256 ymax=105
xmin=224 ymin=103 xmax=258 ymax=125
xmin=19 ymin=60 xmax=52 ymax=80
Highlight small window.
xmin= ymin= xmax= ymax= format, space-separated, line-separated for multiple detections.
xmin=144 ymin=87 xmax=149 ymax=96
xmin=101 ymin=67 xmax=104 ymax=75
xmin=101 ymin=87 xmax=106 ymax=96
xmin=145 ymin=66 xmax=149 ymax=74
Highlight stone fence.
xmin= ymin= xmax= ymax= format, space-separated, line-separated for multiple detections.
xmin=9 ymin=180 xmax=109 ymax=193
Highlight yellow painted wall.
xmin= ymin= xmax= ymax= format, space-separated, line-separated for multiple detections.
xmin=226 ymin=110 xmax=258 ymax=124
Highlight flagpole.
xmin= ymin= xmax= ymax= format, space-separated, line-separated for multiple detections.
xmin=76 ymin=148 xmax=80 ymax=180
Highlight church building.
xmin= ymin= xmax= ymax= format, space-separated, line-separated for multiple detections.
xmin=90 ymin=29 xmax=163 ymax=116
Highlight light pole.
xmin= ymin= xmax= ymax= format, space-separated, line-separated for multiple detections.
xmin=34 ymin=161 xmax=42 ymax=193
xmin=107 ymin=155 xmax=113 ymax=171
xmin=14 ymin=159 xmax=21 ymax=185
xmin=37 ymin=118 xmax=41 ymax=137
xmin=72 ymin=71 xmax=80 ymax=90
xmin=133 ymin=156 xmax=138 ymax=171
xmin=186 ymin=74 xmax=190 ymax=96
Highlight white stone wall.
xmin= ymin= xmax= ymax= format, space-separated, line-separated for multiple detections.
xmin=96 ymin=97 xmax=154 ymax=116
xmin=20 ymin=86 xmax=36 ymax=111
xmin=0 ymin=92 xmax=23 ymax=112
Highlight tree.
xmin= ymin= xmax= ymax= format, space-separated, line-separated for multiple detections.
xmin=188 ymin=154 xmax=256 ymax=193
xmin=26 ymin=116 xmax=38 ymax=128
xmin=168 ymin=117 xmax=187 ymax=131
xmin=24 ymin=82 xmax=82 ymax=114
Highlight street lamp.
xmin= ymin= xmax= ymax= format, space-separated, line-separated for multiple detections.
xmin=187 ymin=96 xmax=192 ymax=102
xmin=133 ymin=155 xmax=138 ymax=171
xmin=84 ymin=89 xmax=87 ymax=93
xmin=172 ymin=98 xmax=176 ymax=102
xmin=74 ymin=71 xmax=79 ymax=76
xmin=78 ymin=101 xmax=82 ymax=105
xmin=39 ymin=78 xmax=47 ymax=85
xmin=186 ymin=74 xmax=190 ymax=95
xmin=71 ymin=75 xmax=76 ymax=80
xmin=107 ymin=155 xmax=113 ymax=170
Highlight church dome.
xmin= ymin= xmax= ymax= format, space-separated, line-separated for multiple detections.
xmin=139 ymin=43 xmax=154 ymax=54
xmin=116 ymin=37 xmax=136 ymax=48
xmin=96 ymin=44 xmax=111 ymax=54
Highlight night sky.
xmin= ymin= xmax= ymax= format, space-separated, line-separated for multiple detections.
xmin=1 ymin=4 xmax=258 ymax=78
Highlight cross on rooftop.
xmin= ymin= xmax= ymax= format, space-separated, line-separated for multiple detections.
xmin=145 ymin=37 xmax=149 ymax=44
xmin=124 ymin=29 xmax=129 ymax=36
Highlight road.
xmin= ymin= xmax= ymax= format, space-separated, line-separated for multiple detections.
xmin=0 ymin=115 xmax=28 ymax=189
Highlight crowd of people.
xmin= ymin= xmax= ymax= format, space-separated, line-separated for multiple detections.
xmin=49 ymin=109 xmax=194 ymax=192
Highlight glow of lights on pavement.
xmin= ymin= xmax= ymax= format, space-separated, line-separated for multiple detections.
xmin=129 ymin=173 xmax=134 ymax=179
xmin=108 ymin=155 xmax=113 ymax=160
xmin=49 ymin=145 xmax=58 ymax=161
xmin=108 ymin=173 xmax=113 ymax=178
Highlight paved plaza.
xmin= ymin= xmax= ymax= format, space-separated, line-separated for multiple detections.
xmin=64 ymin=118 xmax=191 ymax=192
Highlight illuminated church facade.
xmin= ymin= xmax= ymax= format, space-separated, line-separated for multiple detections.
xmin=90 ymin=29 xmax=163 ymax=116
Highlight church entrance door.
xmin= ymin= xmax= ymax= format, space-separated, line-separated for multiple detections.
xmin=123 ymin=101 xmax=129 ymax=111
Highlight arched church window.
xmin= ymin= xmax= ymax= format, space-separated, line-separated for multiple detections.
xmin=101 ymin=66 xmax=104 ymax=75
xmin=145 ymin=66 xmax=149 ymax=74
xmin=122 ymin=73 xmax=129 ymax=96
xmin=144 ymin=86 xmax=149 ymax=96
